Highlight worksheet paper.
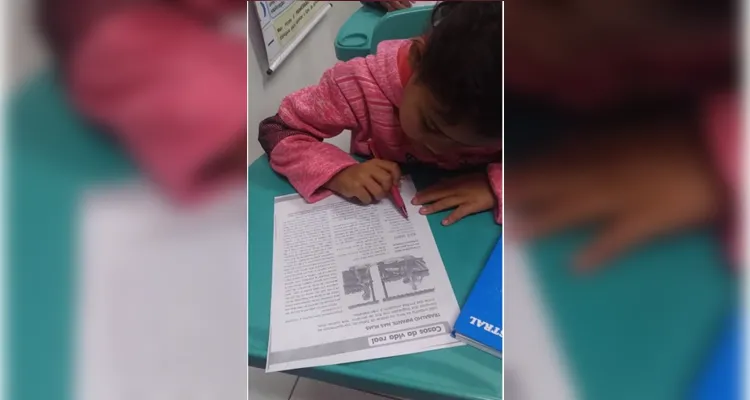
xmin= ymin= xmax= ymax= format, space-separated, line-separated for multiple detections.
xmin=267 ymin=177 xmax=462 ymax=372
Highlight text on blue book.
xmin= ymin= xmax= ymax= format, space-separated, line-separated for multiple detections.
xmin=468 ymin=316 xmax=503 ymax=338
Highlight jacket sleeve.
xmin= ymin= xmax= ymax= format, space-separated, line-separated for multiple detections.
xmin=487 ymin=163 xmax=502 ymax=224
xmin=63 ymin=3 xmax=247 ymax=203
xmin=361 ymin=1 xmax=386 ymax=11
xmin=259 ymin=65 xmax=363 ymax=203
xmin=704 ymin=92 xmax=739 ymax=260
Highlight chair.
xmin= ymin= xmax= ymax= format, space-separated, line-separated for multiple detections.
xmin=334 ymin=4 xmax=434 ymax=61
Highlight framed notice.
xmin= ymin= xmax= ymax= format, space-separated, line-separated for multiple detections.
xmin=253 ymin=1 xmax=332 ymax=74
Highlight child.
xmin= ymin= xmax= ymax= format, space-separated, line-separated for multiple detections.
xmin=38 ymin=0 xmax=247 ymax=203
xmin=503 ymin=1 xmax=737 ymax=269
xmin=259 ymin=2 xmax=503 ymax=226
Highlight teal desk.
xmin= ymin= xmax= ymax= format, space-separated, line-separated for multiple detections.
xmin=248 ymin=157 xmax=503 ymax=400
xmin=504 ymin=93 xmax=735 ymax=399
xmin=10 ymin=72 xmax=136 ymax=400
xmin=525 ymin=230 xmax=734 ymax=399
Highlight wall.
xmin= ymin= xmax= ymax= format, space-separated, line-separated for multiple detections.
xmin=248 ymin=1 xmax=360 ymax=162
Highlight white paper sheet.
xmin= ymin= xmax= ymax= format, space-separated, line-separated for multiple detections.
xmin=502 ymin=239 xmax=577 ymax=400
xmin=76 ymin=183 xmax=247 ymax=400
xmin=267 ymin=177 xmax=462 ymax=372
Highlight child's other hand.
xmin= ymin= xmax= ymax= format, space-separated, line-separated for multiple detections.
xmin=380 ymin=1 xmax=413 ymax=11
xmin=325 ymin=160 xmax=401 ymax=204
xmin=413 ymin=173 xmax=496 ymax=226
xmin=505 ymin=122 xmax=724 ymax=271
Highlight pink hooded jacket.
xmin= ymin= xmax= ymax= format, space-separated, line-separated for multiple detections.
xmin=39 ymin=0 xmax=247 ymax=203
xmin=258 ymin=40 xmax=503 ymax=223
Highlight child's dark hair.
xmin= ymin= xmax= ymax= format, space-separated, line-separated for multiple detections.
xmin=413 ymin=1 xmax=503 ymax=139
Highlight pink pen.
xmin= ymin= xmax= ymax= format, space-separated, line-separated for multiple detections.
xmin=367 ymin=139 xmax=408 ymax=219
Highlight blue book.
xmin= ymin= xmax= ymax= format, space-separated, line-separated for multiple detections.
xmin=452 ymin=236 xmax=502 ymax=357
xmin=693 ymin=312 xmax=740 ymax=400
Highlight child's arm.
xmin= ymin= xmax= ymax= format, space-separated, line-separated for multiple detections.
xmin=361 ymin=1 xmax=386 ymax=10
xmin=40 ymin=1 xmax=246 ymax=203
xmin=259 ymin=66 xmax=364 ymax=203
xmin=361 ymin=1 xmax=413 ymax=11
xmin=704 ymin=92 xmax=739 ymax=259
xmin=487 ymin=163 xmax=503 ymax=224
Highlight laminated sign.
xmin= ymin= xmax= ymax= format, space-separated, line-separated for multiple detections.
xmin=253 ymin=1 xmax=332 ymax=73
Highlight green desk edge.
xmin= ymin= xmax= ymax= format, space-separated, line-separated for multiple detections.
xmin=10 ymin=71 xmax=136 ymax=400
xmin=335 ymin=4 xmax=434 ymax=62
xmin=248 ymin=157 xmax=503 ymax=400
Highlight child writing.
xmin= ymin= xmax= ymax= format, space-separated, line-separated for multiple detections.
xmin=259 ymin=2 xmax=503 ymax=226
xmin=38 ymin=0 xmax=247 ymax=203
xmin=503 ymin=0 xmax=737 ymax=269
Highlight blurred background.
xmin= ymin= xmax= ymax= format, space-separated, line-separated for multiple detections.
xmin=7 ymin=1 xmax=247 ymax=399
xmin=7 ymin=0 xmax=47 ymax=87
xmin=503 ymin=1 xmax=741 ymax=399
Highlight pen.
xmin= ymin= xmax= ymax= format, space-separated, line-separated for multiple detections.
xmin=367 ymin=139 xmax=408 ymax=219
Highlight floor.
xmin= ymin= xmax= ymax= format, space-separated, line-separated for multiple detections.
xmin=249 ymin=367 xmax=404 ymax=400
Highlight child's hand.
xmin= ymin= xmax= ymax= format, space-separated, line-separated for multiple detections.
xmin=413 ymin=173 xmax=496 ymax=226
xmin=505 ymin=122 xmax=724 ymax=271
xmin=325 ymin=160 xmax=401 ymax=204
xmin=379 ymin=1 xmax=413 ymax=11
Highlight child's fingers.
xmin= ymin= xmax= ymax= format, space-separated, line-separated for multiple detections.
xmin=443 ymin=204 xmax=477 ymax=226
xmin=419 ymin=197 xmax=461 ymax=215
xmin=373 ymin=160 xmax=401 ymax=184
xmin=413 ymin=185 xmax=449 ymax=204
xmin=504 ymin=173 xmax=564 ymax=207
xmin=381 ymin=1 xmax=395 ymax=11
xmin=413 ymin=182 xmax=456 ymax=204
xmin=391 ymin=1 xmax=407 ymax=9
xmin=353 ymin=186 xmax=373 ymax=204
xmin=518 ymin=196 xmax=608 ymax=239
xmin=413 ymin=189 xmax=451 ymax=205
xmin=362 ymin=178 xmax=387 ymax=201
xmin=370 ymin=169 xmax=394 ymax=192
xmin=574 ymin=215 xmax=653 ymax=271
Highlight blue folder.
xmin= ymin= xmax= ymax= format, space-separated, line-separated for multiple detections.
xmin=452 ymin=236 xmax=502 ymax=357
xmin=693 ymin=312 xmax=740 ymax=400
